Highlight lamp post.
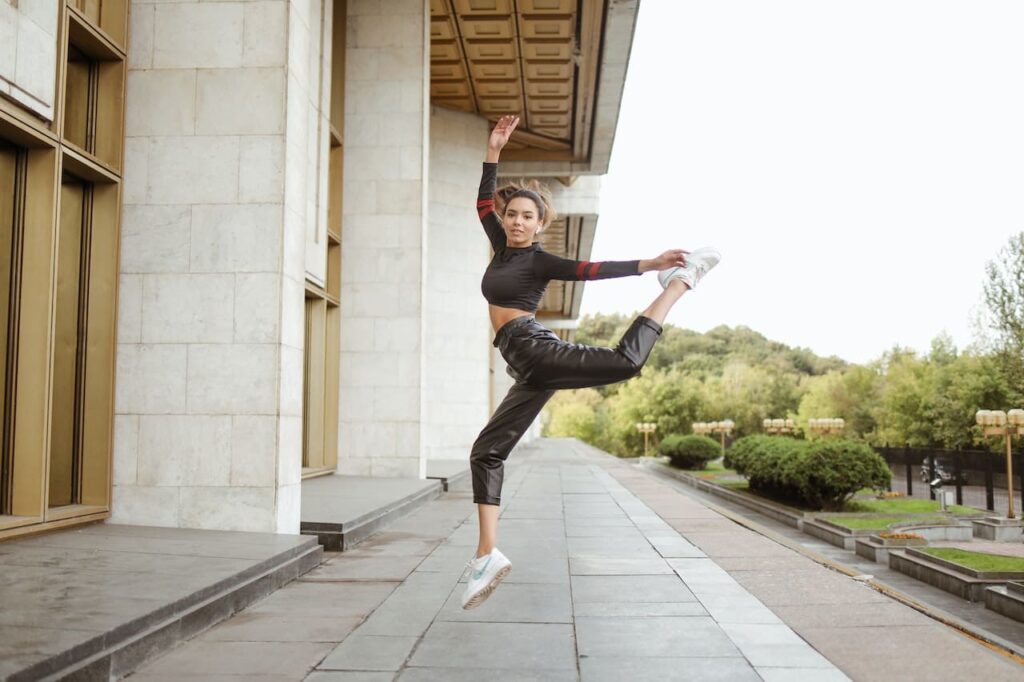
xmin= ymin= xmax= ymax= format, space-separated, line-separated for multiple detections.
xmin=636 ymin=422 xmax=657 ymax=457
xmin=694 ymin=420 xmax=734 ymax=456
xmin=808 ymin=417 xmax=845 ymax=438
xmin=763 ymin=418 xmax=795 ymax=435
xmin=976 ymin=409 xmax=1024 ymax=519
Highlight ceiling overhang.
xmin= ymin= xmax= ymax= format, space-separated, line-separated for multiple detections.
xmin=429 ymin=0 xmax=639 ymax=175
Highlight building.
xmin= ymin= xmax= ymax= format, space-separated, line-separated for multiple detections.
xmin=0 ymin=0 xmax=639 ymax=542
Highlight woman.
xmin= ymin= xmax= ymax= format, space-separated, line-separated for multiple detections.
xmin=462 ymin=115 xmax=720 ymax=609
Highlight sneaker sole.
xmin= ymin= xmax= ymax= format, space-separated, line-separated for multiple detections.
xmin=462 ymin=564 xmax=511 ymax=610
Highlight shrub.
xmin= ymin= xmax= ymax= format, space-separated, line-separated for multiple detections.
xmin=724 ymin=435 xmax=777 ymax=475
xmin=660 ymin=434 xmax=721 ymax=469
xmin=742 ymin=437 xmax=809 ymax=503
xmin=798 ymin=439 xmax=891 ymax=511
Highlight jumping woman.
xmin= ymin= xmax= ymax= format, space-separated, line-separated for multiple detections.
xmin=461 ymin=115 xmax=721 ymax=609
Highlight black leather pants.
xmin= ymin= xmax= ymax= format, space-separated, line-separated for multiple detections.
xmin=470 ymin=315 xmax=662 ymax=505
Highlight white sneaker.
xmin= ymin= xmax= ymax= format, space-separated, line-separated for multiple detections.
xmin=460 ymin=548 xmax=511 ymax=610
xmin=658 ymin=247 xmax=721 ymax=290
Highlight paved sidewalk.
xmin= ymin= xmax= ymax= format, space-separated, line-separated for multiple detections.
xmin=127 ymin=439 xmax=1024 ymax=681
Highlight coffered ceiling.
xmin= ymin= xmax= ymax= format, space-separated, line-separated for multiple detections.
xmin=429 ymin=0 xmax=605 ymax=163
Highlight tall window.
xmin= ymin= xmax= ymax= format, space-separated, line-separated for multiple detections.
xmin=302 ymin=0 xmax=344 ymax=476
xmin=0 ymin=0 xmax=126 ymax=540
xmin=0 ymin=143 xmax=20 ymax=515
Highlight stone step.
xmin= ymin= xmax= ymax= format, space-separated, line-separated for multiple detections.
xmin=300 ymin=476 xmax=443 ymax=551
xmin=7 ymin=534 xmax=323 ymax=682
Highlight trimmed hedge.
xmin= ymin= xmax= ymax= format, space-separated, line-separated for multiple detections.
xmin=660 ymin=434 xmax=720 ymax=470
xmin=724 ymin=436 xmax=891 ymax=511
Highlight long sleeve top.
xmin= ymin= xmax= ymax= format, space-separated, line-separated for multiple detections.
xmin=477 ymin=162 xmax=641 ymax=313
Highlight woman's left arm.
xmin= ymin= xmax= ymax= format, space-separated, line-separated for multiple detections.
xmin=638 ymin=249 xmax=689 ymax=273
xmin=536 ymin=249 xmax=688 ymax=281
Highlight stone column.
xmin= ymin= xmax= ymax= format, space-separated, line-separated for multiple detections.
xmin=114 ymin=0 xmax=310 ymax=533
xmin=338 ymin=0 xmax=429 ymax=478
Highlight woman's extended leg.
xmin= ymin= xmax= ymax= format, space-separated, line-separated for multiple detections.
xmin=642 ymin=278 xmax=689 ymax=325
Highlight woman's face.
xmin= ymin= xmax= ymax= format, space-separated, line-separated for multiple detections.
xmin=504 ymin=197 xmax=543 ymax=247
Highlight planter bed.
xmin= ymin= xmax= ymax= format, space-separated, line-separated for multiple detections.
xmin=896 ymin=523 xmax=974 ymax=542
xmin=972 ymin=517 xmax=1024 ymax=542
xmin=803 ymin=518 xmax=874 ymax=550
xmin=647 ymin=461 xmax=806 ymax=529
xmin=985 ymin=581 xmax=1024 ymax=623
xmin=855 ymin=533 xmax=929 ymax=564
xmin=888 ymin=548 xmax=1023 ymax=602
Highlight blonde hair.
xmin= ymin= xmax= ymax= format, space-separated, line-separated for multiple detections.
xmin=495 ymin=179 xmax=557 ymax=228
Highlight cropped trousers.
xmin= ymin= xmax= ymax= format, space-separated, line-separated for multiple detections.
xmin=470 ymin=315 xmax=663 ymax=505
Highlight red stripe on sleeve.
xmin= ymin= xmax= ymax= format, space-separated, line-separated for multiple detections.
xmin=477 ymin=199 xmax=494 ymax=219
xmin=587 ymin=262 xmax=602 ymax=279
xmin=576 ymin=261 xmax=590 ymax=279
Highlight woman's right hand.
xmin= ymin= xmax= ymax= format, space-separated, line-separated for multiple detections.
xmin=488 ymin=115 xmax=520 ymax=155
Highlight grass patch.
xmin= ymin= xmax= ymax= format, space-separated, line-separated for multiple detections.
xmin=922 ymin=548 xmax=1024 ymax=573
xmin=843 ymin=498 xmax=981 ymax=516
xmin=825 ymin=515 xmax=948 ymax=531
xmin=718 ymin=480 xmax=749 ymax=490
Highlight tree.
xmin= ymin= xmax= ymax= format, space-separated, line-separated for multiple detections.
xmin=983 ymin=233 xmax=1024 ymax=402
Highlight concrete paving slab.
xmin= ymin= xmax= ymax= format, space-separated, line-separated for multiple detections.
xmin=720 ymin=623 xmax=835 ymax=668
xmin=573 ymin=601 xmax=708 ymax=618
xmin=579 ymin=656 xmax=761 ymax=681
xmin=769 ymin=602 xmax=932 ymax=628
xmin=563 ymin=525 xmax=646 ymax=539
xmin=731 ymin=570 xmax=889 ymax=607
xmin=199 ymin=613 xmax=364 ymax=643
xmin=570 ymin=574 xmax=696 ymax=603
xmin=245 ymin=582 xmax=398 ymax=619
xmin=647 ymin=535 xmax=707 ymax=558
xmin=569 ymin=556 xmax=674 ymax=575
xmin=317 ymin=634 xmax=419 ymax=671
xmin=756 ymin=668 xmax=852 ymax=682
xmin=132 ymin=671 xmax=299 ymax=675
xmin=135 ymin=640 xmax=333 ymax=677
xmin=305 ymin=672 xmax=395 ymax=682
xmin=797 ymin=624 xmax=1024 ymax=680
xmin=408 ymin=622 xmax=576 ymax=670
xmin=575 ymin=616 xmax=741 ymax=658
xmin=399 ymin=667 xmax=577 ymax=681
xmin=354 ymin=575 xmax=456 ymax=638
xmin=300 ymin=554 xmax=424 ymax=582
xmin=436 ymin=582 xmax=572 ymax=623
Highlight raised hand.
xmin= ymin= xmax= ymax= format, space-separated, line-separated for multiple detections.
xmin=650 ymin=249 xmax=689 ymax=271
xmin=488 ymin=115 xmax=520 ymax=154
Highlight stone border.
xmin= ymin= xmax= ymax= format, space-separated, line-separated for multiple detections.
xmin=985 ymin=581 xmax=1024 ymax=623
xmin=643 ymin=460 xmax=806 ymax=529
xmin=888 ymin=549 xmax=1010 ymax=602
xmin=904 ymin=547 xmax=1024 ymax=580
xmin=12 ymin=541 xmax=323 ymax=681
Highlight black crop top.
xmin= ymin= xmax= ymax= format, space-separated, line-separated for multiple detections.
xmin=477 ymin=162 xmax=640 ymax=313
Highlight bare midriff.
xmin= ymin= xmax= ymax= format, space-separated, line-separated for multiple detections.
xmin=489 ymin=304 xmax=533 ymax=334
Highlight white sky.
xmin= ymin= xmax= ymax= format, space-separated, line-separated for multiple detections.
xmin=580 ymin=0 xmax=1024 ymax=365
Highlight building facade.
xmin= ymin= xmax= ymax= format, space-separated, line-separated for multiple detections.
xmin=0 ymin=0 xmax=639 ymax=541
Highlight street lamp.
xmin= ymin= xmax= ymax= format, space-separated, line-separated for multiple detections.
xmin=694 ymin=420 xmax=734 ymax=456
xmin=808 ymin=417 xmax=845 ymax=437
xmin=976 ymin=409 xmax=1024 ymax=519
xmin=635 ymin=422 xmax=657 ymax=457
xmin=763 ymin=418 xmax=796 ymax=435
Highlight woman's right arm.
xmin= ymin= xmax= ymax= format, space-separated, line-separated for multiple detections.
xmin=478 ymin=116 xmax=520 ymax=251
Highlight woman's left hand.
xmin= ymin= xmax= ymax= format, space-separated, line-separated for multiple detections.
xmin=651 ymin=249 xmax=689 ymax=271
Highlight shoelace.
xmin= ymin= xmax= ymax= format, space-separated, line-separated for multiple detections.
xmin=459 ymin=557 xmax=477 ymax=582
